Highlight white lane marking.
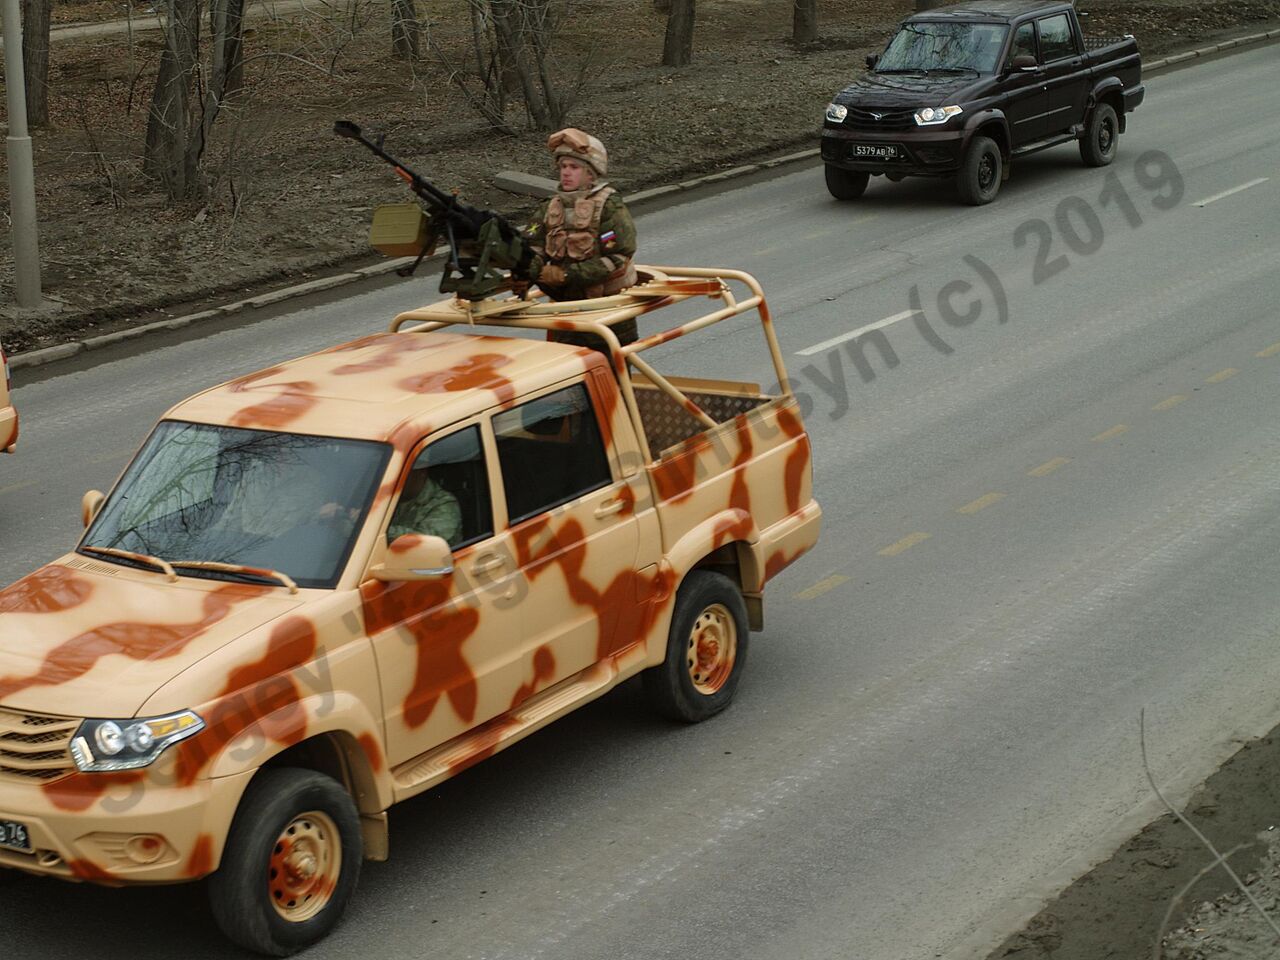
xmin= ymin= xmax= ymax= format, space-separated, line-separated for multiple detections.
xmin=1194 ymin=178 xmax=1269 ymax=207
xmin=797 ymin=309 xmax=916 ymax=357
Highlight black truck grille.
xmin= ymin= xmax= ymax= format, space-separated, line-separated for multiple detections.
xmin=842 ymin=106 xmax=916 ymax=130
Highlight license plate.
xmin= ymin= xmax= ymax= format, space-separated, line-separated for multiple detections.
xmin=0 ymin=819 xmax=31 ymax=852
xmin=853 ymin=144 xmax=899 ymax=159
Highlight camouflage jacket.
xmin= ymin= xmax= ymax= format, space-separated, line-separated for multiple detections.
xmin=527 ymin=189 xmax=637 ymax=293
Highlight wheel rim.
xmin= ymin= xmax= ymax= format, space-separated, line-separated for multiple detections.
xmin=978 ymin=152 xmax=997 ymax=191
xmin=686 ymin=604 xmax=737 ymax=695
xmin=1098 ymin=117 xmax=1115 ymax=154
xmin=268 ymin=810 xmax=341 ymax=923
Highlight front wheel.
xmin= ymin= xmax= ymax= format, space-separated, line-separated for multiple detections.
xmin=209 ymin=768 xmax=363 ymax=957
xmin=1080 ymin=102 xmax=1119 ymax=167
xmin=643 ymin=570 xmax=749 ymax=723
xmin=956 ymin=135 xmax=1002 ymax=205
xmin=825 ymin=165 xmax=870 ymax=201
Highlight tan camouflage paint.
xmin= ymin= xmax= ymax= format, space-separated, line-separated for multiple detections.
xmin=1 ymin=345 xmax=17 ymax=453
xmin=0 ymin=269 xmax=820 ymax=890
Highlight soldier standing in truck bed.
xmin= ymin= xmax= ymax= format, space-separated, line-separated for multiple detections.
xmin=522 ymin=128 xmax=639 ymax=350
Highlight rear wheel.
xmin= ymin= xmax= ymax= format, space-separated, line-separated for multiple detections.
xmin=956 ymin=135 xmax=1002 ymax=205
xmin=209 ymin=768 xmax=362 ymax=957
xmin=643 ymin=571 xmax=749 ymax=723
xmin=1080 ymin=102 xmax=1119 ymax=167
xmin=825 ymin=165 xmax=870 ymax=201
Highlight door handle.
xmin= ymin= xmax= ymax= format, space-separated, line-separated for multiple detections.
xmin=474 ymin=553 xmax=509 ymax=574
xmin=594 ymin=498 xmax=626 ymax=518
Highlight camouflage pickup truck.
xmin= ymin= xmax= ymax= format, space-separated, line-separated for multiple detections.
xmin=0 ymin=267 xmax=820 ymax=955
xmin=1 ymin=344 xmax=17 ymax=454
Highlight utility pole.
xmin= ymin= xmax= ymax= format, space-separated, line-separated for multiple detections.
xmin=2 ymin=0 xmax=44 ymax=309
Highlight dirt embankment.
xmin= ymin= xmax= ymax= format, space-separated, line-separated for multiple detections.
xmin=3 ymin=0 xmax=1280 ymax=352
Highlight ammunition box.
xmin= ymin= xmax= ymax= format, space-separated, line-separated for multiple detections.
xmin=370 ymin=203 xmax=430 ymax=257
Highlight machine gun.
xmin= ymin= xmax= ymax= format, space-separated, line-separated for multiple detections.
xmin=335 ymin=120 xmax=532 ymax=300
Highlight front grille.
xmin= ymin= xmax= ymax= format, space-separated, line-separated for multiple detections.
xmin=842 ymin=106 xmax=916 ymax=130
xmin=0 ymin=707 xmax=80 ymax=783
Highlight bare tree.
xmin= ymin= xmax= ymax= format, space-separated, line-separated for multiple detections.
xmin=392 ymin=0 xmax=420 ymax=59
xmin=427 ymin=0 xmax=594 ymax=132
xmin=20 ymin=0 xmax=53 ymax=127
xmin=144 ymin=0 xmax=203 ymax=198
xmin=792 ymin=0 xmax=817 ymax=43
xmin=661 ymin=0 xmax=695 ymax=68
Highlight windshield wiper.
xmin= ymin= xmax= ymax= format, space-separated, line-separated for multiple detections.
xmin=170 ymin=560 xmax=299 ymax=594
xmin=82 ymin=546 xmax=179 ymax=582
xmin=927 ymin=66 xmax=981 ymax=75
xmin=876 ymin=68 xmax=927 ymax=74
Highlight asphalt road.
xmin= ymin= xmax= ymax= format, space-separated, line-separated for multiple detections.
xmin=2 ymin=43 xmax=1279 ymax=960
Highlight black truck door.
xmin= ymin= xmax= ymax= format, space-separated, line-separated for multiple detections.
xmin=1002 ymin=21 xmax=1049 ymax=146
xmin=1037 ymin=12 xmax=1088 ymax=136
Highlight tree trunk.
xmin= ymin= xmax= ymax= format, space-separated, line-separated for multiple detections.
xmin=792 ymin=0 xmax=817 ymax=43
xmin=20 ymin=0 xmax=53 ymax=128
xmin=144 ymin=0 xmax=202 ymax=198
xmin=222 ymin=0 xmax=245 ymax=95
xmin=653 ymin=0 xmax=671 ymax=13
xmin=661 ymin=0 xmax=695 ymax=68
xmin=391 ymin=0 xmax=420 ymax=60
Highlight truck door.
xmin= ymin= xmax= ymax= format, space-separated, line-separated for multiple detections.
xmin=1002 ymin=21 xmax=1049 ymax=146
xmin=364 ymin=421 xmax=528 ymax=767
xmin=1036 ymin=12 xmax=1088 ymax=136
xmin=492 ymin=379 xmax=650 ymax=685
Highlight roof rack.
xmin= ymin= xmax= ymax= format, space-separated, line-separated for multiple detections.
xmin=389 ymin=266 xmax=794 ymax=463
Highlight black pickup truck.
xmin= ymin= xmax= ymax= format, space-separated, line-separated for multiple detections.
xmin=820 ymin=1 xmax=1144 ymax=205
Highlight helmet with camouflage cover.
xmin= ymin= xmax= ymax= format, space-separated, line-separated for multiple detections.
xmin=548 ymin=128 xmax=608 ymax=177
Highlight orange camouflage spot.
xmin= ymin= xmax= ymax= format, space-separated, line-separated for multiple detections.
xmin=0 ymin=565 xmax=94 ymax=614
xmin=358 ymin=732 xmax=384 ymax=774
xmin=360 ymin=577 xmax=481 ymax=729
xmin=510 ymin=645 xmax=557 ymax=710
xmin=397 ymin=353 xmax=517 ymax=408
xmin=67 ymin=857 xmax=118 ymax=883
xmin=185 ymin=834 xmax=215 ymax=877
xmin=776 ymin=404 xmax=809 ymax=517
xmin=0 ymin=583 xmax=271 ymax=701
xmin=174 ymin=615 xmax=319 ymax=785
xmin=42 ymin=770 xmax=146 ymax=813
xmin=228 ymin=382 xmax=320 ymax=430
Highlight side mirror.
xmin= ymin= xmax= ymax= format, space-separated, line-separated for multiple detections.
xmin=865 ymin=53 xmax=880 ymax=69
xmin=370 ymin=534 xmax=454 ymax=582
xmin=81 ymin=490 xmax=105 ymax=528
xmin=1010 ymin=54 xmax=1037 ymax=71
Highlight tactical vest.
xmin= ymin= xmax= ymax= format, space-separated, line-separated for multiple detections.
xmin=544 ymin=185 xmax=637 ymax=297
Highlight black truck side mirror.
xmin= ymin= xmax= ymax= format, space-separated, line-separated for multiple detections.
xmin=1010 ymin=54 xmax=1037 ymax=71
xmin=865 ymin=53 xmax=880 ymax=69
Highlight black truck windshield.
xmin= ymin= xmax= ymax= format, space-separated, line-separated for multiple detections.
xmin=82 ymin=421 xmax=391 ymax=589
xmin=877 ymin=22 xmax=1010 ymax=75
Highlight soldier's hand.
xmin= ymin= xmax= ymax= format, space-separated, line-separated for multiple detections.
xmin=537 ymin=263 xmax=567 ymax=287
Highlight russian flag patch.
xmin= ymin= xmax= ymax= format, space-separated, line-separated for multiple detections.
xmin=601 ymin=230 xmax=617 ymax=246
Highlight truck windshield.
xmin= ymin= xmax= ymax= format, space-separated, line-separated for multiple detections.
xmin=877 ymin=22 xmax=1009 ymax=74
xmin=81 ymin=421 xmax=391 ymax=589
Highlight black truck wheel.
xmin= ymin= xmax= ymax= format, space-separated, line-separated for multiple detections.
xmin=209 ymin=769 xmax=363 ymax=956
xmin=1080 ymin=102 xmax=1119 ymax=167
xmin=643 ymin=570 xmax=750 ymax=723
xmin=957 ymin=136 xmax=1002 ymax=205
xmin=825 ymin=165 xmax=870 ymax=201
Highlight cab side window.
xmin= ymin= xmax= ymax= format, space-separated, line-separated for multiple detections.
xmin=493 ymin=383 xmax=612 ymax=524
xmin=1009 ymin=22 xmax=1037 ymax=65
xmin=1037 ymin=14 xmax=1074 ymax=61
xmin=388 ymin=425 xmax=493 ymax=549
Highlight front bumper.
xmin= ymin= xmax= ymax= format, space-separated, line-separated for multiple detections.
xmin=0 ymin=766 xmax=252 ymax=884
xmin=821 ymin=125 xmax=965 ymax=177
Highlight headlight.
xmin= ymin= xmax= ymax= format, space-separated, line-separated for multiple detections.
xmin=914 ymin=105 xmax=963 ymax=126
xmin=826 ymin=102 xmax=848 ymax=123
xmin=70 ymin=710 xmax=205 ymax=772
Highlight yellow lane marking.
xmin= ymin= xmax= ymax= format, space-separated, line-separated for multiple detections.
xmin=795 ymin=574 xmax=850 ymax=601
xmin=878 ymin=532 xmax=930 ymax=557
xmin=957 ymin=492 xmax=1005 ymax=515
xmin=1028 ymin=457 xmax=1071 ymax=478
xmin=1092 ymin=424 xmax=1129 ymax=442
xmin=1205 ymin=368 xmax=1238 ymax=383
xmin=1257 ymin=342 xmax=1280 ymax=359
xmin=1152 ymin=395 xmax=1188 ymax=412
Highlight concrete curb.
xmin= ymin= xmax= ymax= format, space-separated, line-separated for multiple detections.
xmin=10 ymin=26 xmax=1277 ymax=373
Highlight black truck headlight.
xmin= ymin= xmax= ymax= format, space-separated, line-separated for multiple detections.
xmin=70 ymin=711 xmax=205 ymax=772
xmin=914 ymin=105 xmax=963 ymax=125
xmin=825 ymin=103 xmax=848 ymax=123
